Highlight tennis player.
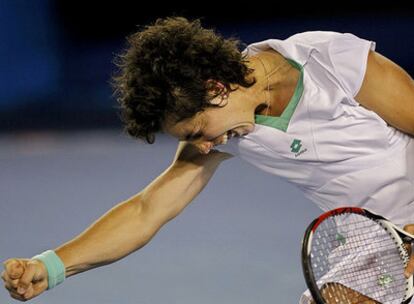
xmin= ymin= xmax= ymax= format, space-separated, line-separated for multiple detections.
xmin=2 ymin=17 xmax=413 ymax=302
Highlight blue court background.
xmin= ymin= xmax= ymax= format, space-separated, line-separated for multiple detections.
xmin=0 ymin=2 xmax=412 ymax=303
xmin=0 ymin=131 xmax=320 ymax=303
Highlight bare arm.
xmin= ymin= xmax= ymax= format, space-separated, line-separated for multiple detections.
xmin=55 ymin=142 xmax=233 ymax=277
xmin=1 ymin=141 xmax=233 ymax=301
xmin=355 ymin=51 xmax=414 ymax=136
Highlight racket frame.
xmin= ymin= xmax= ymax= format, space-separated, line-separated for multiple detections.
xmin=301 ymin=207 xmax=414 ymax=304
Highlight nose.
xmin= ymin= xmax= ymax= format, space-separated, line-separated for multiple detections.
xmin=197 ymin=141 xmax=214 ymax=154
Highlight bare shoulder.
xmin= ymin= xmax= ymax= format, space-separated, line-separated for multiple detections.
xmin=355 ymin=50 xmax=414 ymax=135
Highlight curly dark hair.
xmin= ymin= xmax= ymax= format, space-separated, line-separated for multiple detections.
xmin=111 ymin=17 xmax=255 ymax=144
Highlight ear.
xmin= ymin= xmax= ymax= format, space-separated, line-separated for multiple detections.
xmin=206 ymin=79 xmax=229 ymax=105
xmin=206 ymin=79 xmax=227 ymax=94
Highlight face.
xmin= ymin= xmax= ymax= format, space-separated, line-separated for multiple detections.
xmin=163 ymin=82 xmax=265 ymax=154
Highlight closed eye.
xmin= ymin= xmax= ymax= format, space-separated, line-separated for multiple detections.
xmin=185 ymin=131 xmax=203 ymax=141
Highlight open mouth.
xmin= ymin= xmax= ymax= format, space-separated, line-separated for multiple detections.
xmin=219 ymin=130 xmax=243 ymax=145
xmin=221 ymin=133 xmax=229 ymax=145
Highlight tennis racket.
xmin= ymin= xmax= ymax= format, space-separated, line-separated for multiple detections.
xmin=301 ymin=207 xmax=414 ymax=304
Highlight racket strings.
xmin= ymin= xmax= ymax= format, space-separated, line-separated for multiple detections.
xmin=313 ymin=253 xmax=406 ymax=299
xmin=312 ymin=243 xmax=405 ymax=270
xmin=313 ymin=258 xmax=405 ymax=286
xmin=310 ymin=213 xmax=407 ymax=303
xmin=312 ymin=241 xmax=402 ymax=259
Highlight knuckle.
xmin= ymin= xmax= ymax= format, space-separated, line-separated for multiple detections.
xmin=26 ymin=260 xmax=34 ymax=267
xmin=28 ymin=259 xmax=37 ymax=266
xmin=7 ymin=259 xmax=18 ymax=267
xmin=7 ymin=263 xmax=16 ymax=272
xmin=3 ymin=258 xmax=13 ymax=266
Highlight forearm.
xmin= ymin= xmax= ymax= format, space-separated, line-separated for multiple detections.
xmin=141 ymin=152 xmax=227 ymax=222
xmin=54 ymin=194 xmax=152 ymax=278
xmin=53 ymin=151 xmax=228 ymax=279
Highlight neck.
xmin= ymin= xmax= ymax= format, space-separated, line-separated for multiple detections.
xmin=248 ymin=52 xmax=299 ymax=117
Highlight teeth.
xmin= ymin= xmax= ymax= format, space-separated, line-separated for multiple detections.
xmin=221 ymin=134 xmax=228 ymax=145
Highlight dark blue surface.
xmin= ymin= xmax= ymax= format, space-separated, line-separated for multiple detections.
xmin=0 ymin=2 xmax=412 ymax=130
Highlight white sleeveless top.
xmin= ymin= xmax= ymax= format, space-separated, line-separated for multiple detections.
xmin=217 ymin=31 xmax=414 ymax=226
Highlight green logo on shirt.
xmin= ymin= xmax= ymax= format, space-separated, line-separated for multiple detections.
xmin=290 ymin=139 xmax=302 ymax=153
xmin=290 ymin=138 xmax=308 ymax=157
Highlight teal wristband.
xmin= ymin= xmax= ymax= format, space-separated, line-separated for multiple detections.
xmin=31 ymin=250 xmax=65 ymax=289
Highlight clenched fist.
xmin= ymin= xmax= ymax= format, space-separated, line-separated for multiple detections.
xmin=1 ymin=258 xmax=48 ymax=301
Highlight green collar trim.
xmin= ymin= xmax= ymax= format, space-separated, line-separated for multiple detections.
xmin=254 ymin=59 xmax=304 ymax=132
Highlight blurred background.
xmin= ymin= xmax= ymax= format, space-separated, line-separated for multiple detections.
xmin=1 ymin=2 xmax=413 ymax=131
xmin=1 ymin=2 xmax=413 ymax=303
